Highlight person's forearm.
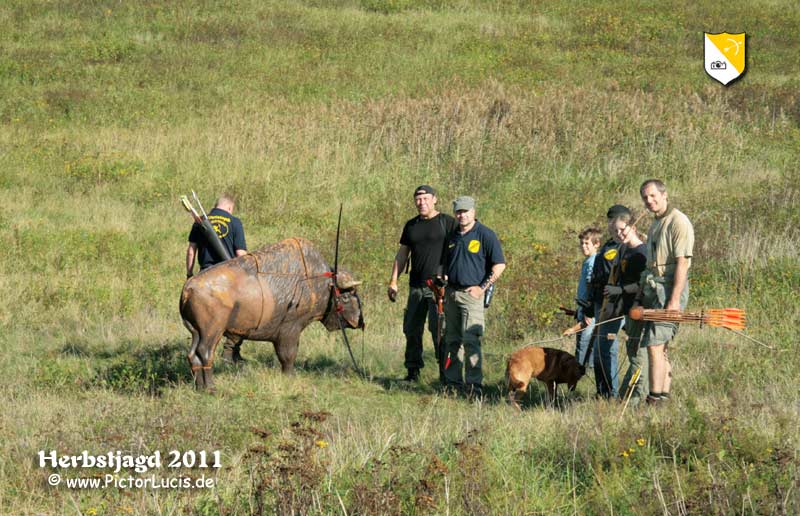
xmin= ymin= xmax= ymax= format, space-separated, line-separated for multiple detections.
xmin=186 ymin=247 xmax=196 ymax=276
xmin=667 ymin=257 xmax=689 ymax=309
xmin=389 ymin=259 xmax=402 ymax=286
xmin=481 ymin=263 xmax=506 ymax=290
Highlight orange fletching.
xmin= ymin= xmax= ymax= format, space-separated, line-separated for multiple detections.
xmin=629 ymin=307 xmax=746 ymax=330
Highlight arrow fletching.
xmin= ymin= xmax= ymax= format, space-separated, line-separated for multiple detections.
xmin=192 ymin=190 xmax=209 ymax=218
xmin=180 ymin=195 xmax=201 ymax=222
xmin=628 ymin=307 xmax=746 ymax=330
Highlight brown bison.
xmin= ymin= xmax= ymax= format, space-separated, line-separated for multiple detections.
xmin=180 ymin=238 xmax=364 ymax=389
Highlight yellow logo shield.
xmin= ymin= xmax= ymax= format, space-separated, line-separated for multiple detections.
xmin=704 ymin=32 xmax=746 ymax=85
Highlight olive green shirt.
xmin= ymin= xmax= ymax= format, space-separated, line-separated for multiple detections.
xmin=646 ymin=206 xmax=694 ymax=278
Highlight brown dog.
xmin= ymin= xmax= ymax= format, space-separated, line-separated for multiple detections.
xmin=505 ymin=346 xmax=586 ymax=409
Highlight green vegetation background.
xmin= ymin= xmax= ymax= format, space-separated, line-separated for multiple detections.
xmin=1 ymin=0 xmax=797 ymax=514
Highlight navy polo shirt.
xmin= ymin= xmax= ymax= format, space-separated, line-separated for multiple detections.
xmin=445 ymin=221 xmax=505 ymax=287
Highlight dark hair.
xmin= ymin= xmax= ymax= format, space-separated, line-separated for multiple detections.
xmin=639 ymin=179 xmax=667 ymax=196
xmin=578 ymin=227 xmax=602 ymax=245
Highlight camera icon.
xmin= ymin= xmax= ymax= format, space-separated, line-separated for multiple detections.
xmin=709 ymin=60 xmax=726 ymax=70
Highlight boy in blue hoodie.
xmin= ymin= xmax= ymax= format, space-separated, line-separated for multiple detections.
xmin=574 ymin=227 xmax=601 ymax=367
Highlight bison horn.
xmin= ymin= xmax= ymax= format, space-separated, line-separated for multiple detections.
xmin=337 ymin=278 xmax=362 ymax=289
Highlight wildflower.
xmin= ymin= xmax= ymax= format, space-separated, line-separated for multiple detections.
xmin=315 ymin=440 xmax=329 ymax=448
xmin=87 ymin=509 xmax=98 ymax=516
xmin=621 ymin=450 xmax=629 ymax=458
xmin=636 ymin=438 xmax=646 ymax=447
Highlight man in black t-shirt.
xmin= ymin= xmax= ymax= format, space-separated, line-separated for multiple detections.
xmin=388 ymin=185 xmax=456 ymax=382
xmin=186 ymin=195 xmax=247 ymax=274
xmin=186 ymin=194 xmax=248 ymax=362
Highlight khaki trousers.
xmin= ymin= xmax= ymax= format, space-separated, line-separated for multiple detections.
xmin=443 ymin=288 xmax=485 ymax=388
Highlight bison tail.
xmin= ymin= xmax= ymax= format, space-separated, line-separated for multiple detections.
xmin=179 ymin=281 xmax=196 ymax=321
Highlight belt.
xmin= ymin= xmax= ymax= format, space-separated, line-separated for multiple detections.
xmin=448 ymin=284 xmax=476 ymax=291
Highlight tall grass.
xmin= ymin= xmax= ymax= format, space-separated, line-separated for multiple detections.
xmin=1 ymin=0 xmax=798 ymax=513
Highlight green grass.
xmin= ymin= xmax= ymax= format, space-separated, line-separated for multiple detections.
xmin=1 ymin=0 xmax=799 ymax=513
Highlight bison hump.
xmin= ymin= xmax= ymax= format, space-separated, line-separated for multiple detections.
xmin=250 ymin=238 xmax=327 ymax=278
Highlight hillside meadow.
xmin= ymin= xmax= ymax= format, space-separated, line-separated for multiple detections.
xmin=1 ymin=0 xmax=798 ymax=514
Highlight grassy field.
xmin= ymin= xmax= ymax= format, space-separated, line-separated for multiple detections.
xmin=1 ymin=0 xmax=798 ymax=514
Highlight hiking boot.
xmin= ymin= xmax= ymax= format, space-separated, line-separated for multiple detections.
xmin=645 ymin=395 xmax=662 ymax=406
xmin=403 ymin=368 xmax=420 ymax=382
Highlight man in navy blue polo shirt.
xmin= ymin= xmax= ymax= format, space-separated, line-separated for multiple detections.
xmin=442 ymin=196 xmax=506 ymax=397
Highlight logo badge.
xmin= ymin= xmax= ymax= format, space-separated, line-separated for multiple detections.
xmin=468 ymin=240 xmax=481 ymax=253
xmin=208 ymin=216 xmax=230 ymax=238
xmin=603 ymin=248 xmax=618 ymax=261
xmin=704 ymin=32 xmax=746 ymax=85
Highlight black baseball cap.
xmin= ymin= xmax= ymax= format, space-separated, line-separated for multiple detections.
xmin=606 ymin=204 xmax=631 ymax=219
xmin=414 ymin=185 xmax=436 ymax=197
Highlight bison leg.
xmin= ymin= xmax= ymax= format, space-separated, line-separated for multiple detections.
xmin=184 ymin=319 xmax=206 ymax=389
xmin=274 ymin=330 xmax=300 ymax=374
xmin=188 ymin=327 xmax=224 ymax=391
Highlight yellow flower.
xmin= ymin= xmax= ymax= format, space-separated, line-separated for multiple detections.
xmin=87 ymin=509 xmax=98 ymax=516
xmin=620 ymin=450 xmax=629 ymax=458
xmin=315 ymin=440 xmax=328 ymax=448
xmin=636 ymin=438 xmax=646 ymax=447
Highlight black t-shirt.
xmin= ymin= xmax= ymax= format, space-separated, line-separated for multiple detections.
xmin=399 ymin=213 xmax=457 ymax=287
xmin=618 ymin=243 xmax=647 ymax=312
xmin=590 ymin=238 xmax=619 ymax=304
xmin=188 ymin=208 xmax=247 ymax=269
xmin=445 ymin=221 xmax=505 ymax=288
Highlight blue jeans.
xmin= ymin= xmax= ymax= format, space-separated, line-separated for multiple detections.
xmin=574 ymin=319 xmax=595 ymax=368
xmin=593 ymin=302 xmax=623 ymax=398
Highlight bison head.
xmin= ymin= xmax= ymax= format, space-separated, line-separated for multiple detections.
xmin=322 ymin=270 xmax=364 ymax=331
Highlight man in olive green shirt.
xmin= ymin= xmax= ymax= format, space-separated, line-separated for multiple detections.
xmin=639 ymin=179 xmax=695 ymax=405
